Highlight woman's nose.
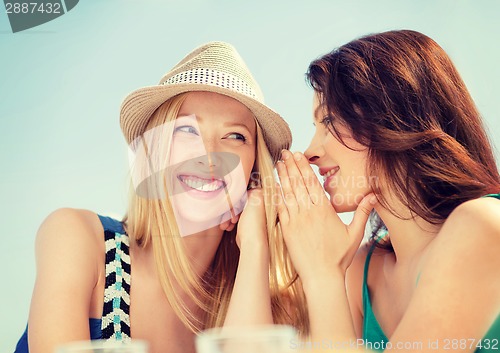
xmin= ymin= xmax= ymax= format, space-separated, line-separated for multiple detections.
xmin=196 ymin=151 xmax=220 ymax=168
xmin=306 ymin=154 xmax=319 ymax=163
xmin=198 ymin=151 xmax=239 ymax=175
xmin=304 ymin=142 xmax=322 ymax=164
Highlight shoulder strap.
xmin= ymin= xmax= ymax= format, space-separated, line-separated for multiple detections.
xmin=97 ymin=215 xmax=132 ymax=341
xmin=482 ymin=193 xmax=500 ymax=200
xmin=362 ymin=240 xmax=378 ymax=291
xmin=362 ymin=231 xmax=388 ymax=287
xmin=362 ymin=235 xmax=390 ymax=343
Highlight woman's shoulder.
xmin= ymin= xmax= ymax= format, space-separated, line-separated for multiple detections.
xmin=440 ymin=196 xmax=500 ymax=242
xmin=39 ymin=207 xmax=105 ymax=234
xmin=427 ymin=196 xmax=500 ymax=267
xmin=28 ymin=209 xmax=109 ymax=351
xmin=35 ymin=208 xmax=106 ymax=258
xmin=42 ymin=207 xmax=103 ymax=224
xmin=405 ymin=198 xmax=500 ymax=339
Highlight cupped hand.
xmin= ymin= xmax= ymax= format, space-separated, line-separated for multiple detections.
xmin=234 ymin=188 xmax=269 ymax=251
xmin=276 ymin=150 xmax=377 ymax=285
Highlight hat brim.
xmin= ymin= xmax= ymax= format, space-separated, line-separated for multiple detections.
xmin=120 ymin=84 xmax=292 ymax=163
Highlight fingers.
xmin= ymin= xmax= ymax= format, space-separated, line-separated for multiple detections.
xmin=244 ymin=188 xmax=264 ymax=211
xmin=348 ymin=193 xmax=378 ymax=241
xmin=276 ymin=159 xmax=298 ymax=214
xmin=275 ymin=182 xmax=289 ymax=224
xmin=291 ymin=152 xmax=329 ymax=206
xmin=276 ymin=149 xmax=330 ymax=222
xmin=280 ymin=150 xmax=312 ymax=210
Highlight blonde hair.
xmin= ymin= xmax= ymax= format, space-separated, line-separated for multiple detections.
xmin=255 ymin=123 xmax=310 ymax=335
xmin=123 ymin=93 xmax=308 ymax=334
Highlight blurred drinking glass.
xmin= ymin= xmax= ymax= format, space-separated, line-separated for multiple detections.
xmin=55 ymin=339 xmax=148 ymax=353
xmin=196 ymin=325 xmax=298 ymax=353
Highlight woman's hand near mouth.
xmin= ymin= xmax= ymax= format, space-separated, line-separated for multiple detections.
xmin=223 ymin=188 xmax=273 ymax=326
xmin=235 ymin=189 xmax=268 ymax=250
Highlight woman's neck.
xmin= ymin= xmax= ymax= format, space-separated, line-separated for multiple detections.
xmin=131 ymin=225 xmax=224 ymax=280
xmin=181 ymin=226 xmax=225 ymax=277
xmin=374 ymin=200 xmax=441 ymax=264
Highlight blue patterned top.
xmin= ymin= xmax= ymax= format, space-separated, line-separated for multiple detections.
xmin=14 ymin=214 xmax=131 ymax=352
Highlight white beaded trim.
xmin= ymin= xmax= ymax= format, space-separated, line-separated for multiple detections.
xmin=163 ymin=68 xmax=259 ymax=100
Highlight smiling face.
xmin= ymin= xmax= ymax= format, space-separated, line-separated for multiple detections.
xmin=304 ymin=93 xmax=371 ymax=212
xmin=167 ymin=91 xmax=256 ymax=235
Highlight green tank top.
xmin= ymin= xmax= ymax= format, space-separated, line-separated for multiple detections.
xmin=362 ymin=194 xmax=500 ymax=352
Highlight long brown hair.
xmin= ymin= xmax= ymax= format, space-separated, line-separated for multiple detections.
xmin=306 ymin=30 xmax=500 ymax=246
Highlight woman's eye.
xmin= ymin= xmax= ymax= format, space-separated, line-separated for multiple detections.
xmin=174 ymin=125 xmax=199 ymax=135
xmin=225 ymin=133 xmax=247 ymax=142
xmin=320 ymin=115 xmax=333 ymax=126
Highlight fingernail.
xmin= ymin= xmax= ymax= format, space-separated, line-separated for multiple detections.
xmin=369 ymin=195 xmax=378 ymax=205
xmin=281 ymin=150 xmax=290 ymax=160
xmin=294 ymin=152 xmax=302 ymax=161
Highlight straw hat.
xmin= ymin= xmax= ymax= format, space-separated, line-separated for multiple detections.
xmin=120 ymin=41 xmax=292 ymax=162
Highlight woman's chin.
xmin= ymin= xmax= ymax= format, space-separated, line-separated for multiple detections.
xmin=176 ymin=206 xmax=228 ymax=222
xmin=329 ymin=196 xmax=360 ymax=213
xmin=332 ymin=203 xmax=357 ymax=214
xmin=175 ymin=215 xmax=226 ymax=237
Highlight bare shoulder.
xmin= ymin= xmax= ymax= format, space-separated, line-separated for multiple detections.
xmin=445 ymin=196 xmax=500 ymax=233
xmin=39 ymin=207 xmax=102 ymax=228
xmin=35 ymin=208 xmax=104 ymax=264
xmin=427 ymin=195 xmax=500 ymax=267
xmin=421 ymin=197 xmax=500 ymax=288
xmin=436 ymin=197 xmax=500 ymax=249
xmin=28 ymin=209 xmax=107 ymax=350
xmin=390 ymin=199 xmax=500 ymax=344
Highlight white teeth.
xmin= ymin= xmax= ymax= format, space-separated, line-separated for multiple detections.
xmin=323 ymin=168 xmax=338 ymax=181
xmin=179 ymin=175 xmax=224 ymax=192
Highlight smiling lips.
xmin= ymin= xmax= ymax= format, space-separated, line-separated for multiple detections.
xmin=321 ymin=166 xmax=340 ymax=182
xmin=178 ymin=174 xmax=226 ymax=192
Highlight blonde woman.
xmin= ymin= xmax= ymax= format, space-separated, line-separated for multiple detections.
xmin=15 ymin=42 xmax=306 ymax=353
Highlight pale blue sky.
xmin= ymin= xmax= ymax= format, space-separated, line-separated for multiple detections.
xmin=1 ymin=1 xmax=499 ymax=350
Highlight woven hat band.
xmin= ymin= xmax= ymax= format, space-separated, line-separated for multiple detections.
xmin=120 ymin=42 xmax=292 ymax=162
xmin=162 ymin=68 xmax=261 ymax=101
